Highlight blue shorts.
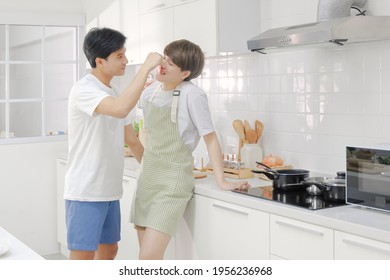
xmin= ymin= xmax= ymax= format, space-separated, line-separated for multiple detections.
xmin=65 ymin=200 xmax=121 ymax=251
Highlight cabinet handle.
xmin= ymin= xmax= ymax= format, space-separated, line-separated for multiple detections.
xmin=145 ymin=3 xmax=166 ymax=12
xmin=342 ymin=238 xmax=390 ymax=255
xmin=212 ymin=203 xmax=249 ymax=216
xmin=275 ymin=220 xmax=324 ymax=236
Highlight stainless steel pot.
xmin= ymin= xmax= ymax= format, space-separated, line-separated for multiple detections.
xmin=303 ymin=177 xmax=332 ymax=195
xmin=322 ymin=178 xmax=345 ymax=202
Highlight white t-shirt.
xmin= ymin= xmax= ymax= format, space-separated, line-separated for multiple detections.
xmin=64 ymin=74 xmax=132 ymax=201
xmin=141 ymin=81 xmax=214 ymax=151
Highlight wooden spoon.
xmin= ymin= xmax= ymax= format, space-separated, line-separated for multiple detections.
xmin=233 ymin=119 xmax=247 ymax=143
xmin=233 ymin=119 xmax=247 ymax=160
xmin=255 ymin=120 xmax=264 ymax=143
xmin=244 ymin=120 xmax=251 ymax=138
xmin=246 ymin=129 xmax=257 ymax=144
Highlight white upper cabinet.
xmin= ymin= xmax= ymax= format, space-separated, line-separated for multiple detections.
xmin=217 ymin=0 xmax=261 ymax=54
xmin=122 ymin=0 xmax=140 ymax=64
xmin=138 ymin=0 xmax=261 ymax=60
xmin=139 ymin=0 xmax=173 ymax=14
xmin=173 ymin=0 xmax=198 ymax=5
xmin=173 ymin=0 xmax=217 ymax=57
xmin=139 ymin=7 xmax=174 ymax=60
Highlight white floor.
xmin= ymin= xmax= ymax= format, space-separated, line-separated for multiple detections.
xmin=42 ymin=254 xmax=68 ymax=260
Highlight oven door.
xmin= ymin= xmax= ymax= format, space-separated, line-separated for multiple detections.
xmin=346 ymin=146 xmax=390 ymax=212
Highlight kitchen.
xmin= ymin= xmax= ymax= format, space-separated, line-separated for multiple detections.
xmin=1 ymin=0 xmax=390 ymax=264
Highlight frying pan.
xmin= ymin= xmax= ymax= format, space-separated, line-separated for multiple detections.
xmin=253 ymin=162 xmax=309 ymax=191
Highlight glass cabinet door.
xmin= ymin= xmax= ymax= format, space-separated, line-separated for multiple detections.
xmin=1 ymin=24 xmax=81 ymax=141
xmin=0 ymin=25 xmax=5 ymax=61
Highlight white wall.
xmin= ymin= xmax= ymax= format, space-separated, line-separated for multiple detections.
xmin=202 ymin=41 xmax=390 ymax=176
xmin=0 ymin=141 xmax=67 ymax=255
xmin=0 ymin=0 xmax=83 ymax=256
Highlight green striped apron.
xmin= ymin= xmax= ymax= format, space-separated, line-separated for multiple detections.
xmin=132 ymin=84 xmax=194 ymax=236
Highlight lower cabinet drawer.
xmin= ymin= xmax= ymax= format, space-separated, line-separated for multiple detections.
xmin=335 ymin=231 xmax=390 ymax=260
xmin=270 ymin=214 xmax=333 ymax=260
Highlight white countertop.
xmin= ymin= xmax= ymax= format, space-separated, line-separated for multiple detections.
xmin=0 ymin=226 xmax=44 ymax=260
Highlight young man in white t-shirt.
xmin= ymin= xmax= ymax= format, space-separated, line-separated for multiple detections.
xmin=64 ymin=27 xmax=162 ymax=260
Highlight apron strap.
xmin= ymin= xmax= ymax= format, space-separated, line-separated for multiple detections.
xmin=150 ymin=82 xmax=182 ymax=123
xmin=171 ymin=89 xmax=180 ymax=123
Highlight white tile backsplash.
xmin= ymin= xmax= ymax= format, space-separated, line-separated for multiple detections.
xmin=200 ymin=40 xmax=390 ymax=175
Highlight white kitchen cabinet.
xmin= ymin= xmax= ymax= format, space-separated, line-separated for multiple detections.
xmin=173 ymin=0 xmax=198 ymax=5
xmin=335 ymin=231 xmax=390 ymax=260
xmin=139 ymin=0 xmax=261 ymax=60
xmin=56 ymin=158 xmax=69 ymax=257
xmin=139 ymin=7 xmax=174 ymax=61
xmin=173 ymin=0 xmax=217 ymax=57
xmin=139 ymin=0 xmax=173 ymax=14
xmin=116 ymin=175 xmax=139 ymax=259
xmin=175 ymin=194 xmax=270 ymax=259
xmin=270 ymin=214 xmax=333 ymax=260
xmin=122 ymin=0 xmax=140 ymax=64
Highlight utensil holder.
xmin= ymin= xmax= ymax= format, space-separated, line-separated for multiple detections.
xmin=240 ymin=143 xmax=263 ymax=169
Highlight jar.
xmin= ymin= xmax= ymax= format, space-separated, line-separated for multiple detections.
xmin=240 ymin=143 xmax=263 ymax=169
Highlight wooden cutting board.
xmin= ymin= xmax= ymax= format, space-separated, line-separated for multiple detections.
xmin=193 ymin=172 xmax=207 ymax=179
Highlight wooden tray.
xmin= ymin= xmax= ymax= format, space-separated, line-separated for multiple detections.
xmin=207 ymin=167 xmax=254 ymax=179
xmin=193 ymin=172 xmax=207 ymax=179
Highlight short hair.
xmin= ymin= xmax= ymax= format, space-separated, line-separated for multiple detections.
xmin=83 ymin=27 xmax=126 ymax=68
xmin=164 ymin=39 xmax=205 ymax=81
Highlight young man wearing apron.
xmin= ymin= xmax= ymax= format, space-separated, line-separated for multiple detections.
xmin=130 ymin=39 xmax=250 ymax=259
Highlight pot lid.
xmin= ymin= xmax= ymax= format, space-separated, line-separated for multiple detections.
xmin=322 ymin=178 xmax=345 ymax=187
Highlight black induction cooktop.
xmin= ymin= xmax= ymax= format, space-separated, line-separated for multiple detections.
xmin=233 ymin=186 xmax=347 ymax=210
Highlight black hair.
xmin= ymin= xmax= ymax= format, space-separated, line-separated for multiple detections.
xmin=83 ymin=27 xmax=127 ymax=68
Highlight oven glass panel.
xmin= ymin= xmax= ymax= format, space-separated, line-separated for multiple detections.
xmin=346 ymin=146 xmax=390 ymax=212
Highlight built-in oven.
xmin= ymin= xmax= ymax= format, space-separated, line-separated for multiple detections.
xmin=346 ymin=145 xmax=390 ymax=212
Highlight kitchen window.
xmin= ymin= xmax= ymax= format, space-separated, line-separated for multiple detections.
xmin=0 ymin=23 xmax=83 ymax=143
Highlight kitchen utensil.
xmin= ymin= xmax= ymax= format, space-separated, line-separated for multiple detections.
xmin=244 ymin=120 xmax=251 ymax=136
xmin=302 ymin=176 xmax=346 ymax=202
xmin=305 ymin=195 xmax=326 ymax=209
xmin=233 ymin=120 xmax=246 ymax=142
xmin=240 ymin=143 xmax=263 ymax=169
xmin=246 ymin=129 xmax=258 ymax=144
xmin=302 ymin=176 xmax=333 ymax=196
xmin=254 ymin=120 xmax=264 ymax=143
xmin=233 ymin=119 xmax=247 ymax=160
xmin=252 ymin=168 xmax=310 ymax=191
xmin=255 ymin=161 xmax=275 ymax=171
xmin=321 ymin=178 xmax=345 ymax=202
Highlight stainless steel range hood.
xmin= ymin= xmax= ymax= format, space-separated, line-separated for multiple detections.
xmin=247 ymin=16 xmax=390 ymax=54
xmin=248 ymin=0 xmax=390 ymax=54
